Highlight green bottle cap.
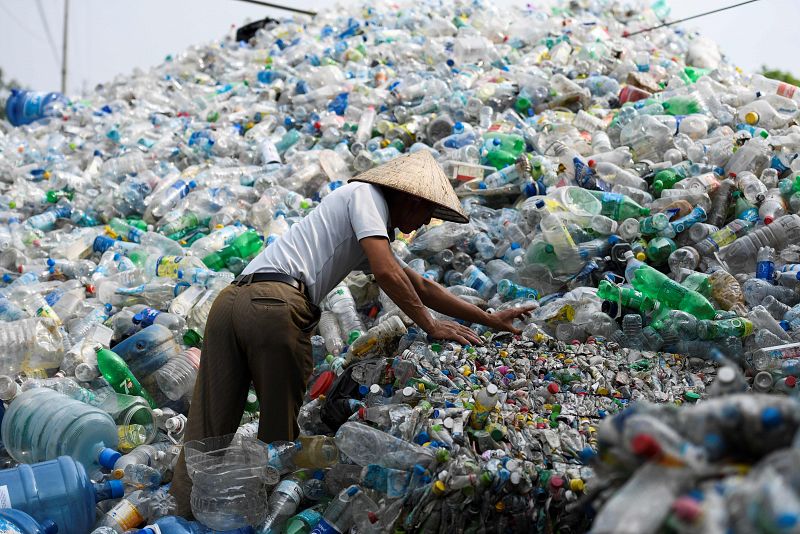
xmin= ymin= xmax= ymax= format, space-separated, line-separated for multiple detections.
xmin=183 ymin=329 xmax=203 ymax=347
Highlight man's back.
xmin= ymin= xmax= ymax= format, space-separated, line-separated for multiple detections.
xmin=241 ymin=182 xmax=391 ymax=304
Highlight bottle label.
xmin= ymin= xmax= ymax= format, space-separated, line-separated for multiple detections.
xmin=274 ymin=479 xmax=304 ymax=505
xmin=136 ymin=308 xmax=161 ymax=327
xmin=0 ymin=517 xmax=23 ymax=534
xmin=311 ymin=518 xmax=343 ymax=534
xmin=777 ymin=82 xmax=797 ymax=99
xmin=107 ymin=500 xmax=144 ymax=530
xmin=0 ymin=485 xmax=11 ymax=508
xmin=155 ymin=256 xmax=184 ymax=278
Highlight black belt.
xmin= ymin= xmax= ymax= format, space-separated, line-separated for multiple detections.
xmin=232 ymin=272 xmax=306 ymax=296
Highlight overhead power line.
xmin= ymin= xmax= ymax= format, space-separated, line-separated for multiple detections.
xmin=625 ymin=0 xmax=763 ymax=37
xmin=34 ymin=0 xmax=61 ymax=65
xmin=231 ymin=0 xmax=316 ymax=17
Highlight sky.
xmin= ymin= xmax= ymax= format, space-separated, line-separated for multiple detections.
xmin=0 ymin=0 xmax=797 ymax=96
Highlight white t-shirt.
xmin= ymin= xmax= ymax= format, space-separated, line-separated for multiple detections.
xmin=242 ymin=182 xmax=394 ymax=304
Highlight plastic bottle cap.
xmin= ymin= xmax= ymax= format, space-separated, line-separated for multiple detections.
xmin=717 ymin=366 xmax=736 ymax=384
xmin=98 ymin=447 xmax=122 ymax=469
xmin=433 ymin=480 xmax=447 ymax=495
xmin=487 ymin=384 xmax=498 ymax=395
xmin=787 ymin=376 xmax=797 ymax=388
xmin=569 ymin=479 xmax=584 ymax=492
xmin=630 ymin=433 xmax=661 ymax=458
xmin=765 ymin=216 xmax=774 ymax=225
xmin=744 ymin=111 xmax=759 ymax=125
xmin=309 ymin=371 xmax=335 ymax=399
xmin=547 ymin=382 xmax=560 ymax=394
xmin=762 ymin=406 xmax=783 ymax=428
xmin=108 ymin=479 xmax=125 ymax=499
xmin=672 ymin=496 xmax=703 ymax=522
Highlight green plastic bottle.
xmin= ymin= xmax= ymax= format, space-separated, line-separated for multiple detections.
xmin=682 ymin=271 xmax=712 ymax=298
xmin=483 ymin=132 xmax=525 ymax=155
xmin=158 ymin=210 xmax=211 ymax=236
xmin=645 ymin=237 xmax=676 ymax=265
xmin=623 ymin=252 xmax=716 ymax=319
xmin=596 ymin=279 xmax=656 ymax=313
xmin=661 ymin=96 xmax=702 ymax=116
xmin=483 ymin=148 xmax=517 ymax=170
xmin=525 ymin=240 xmax=560 ymax=271
xmin=587 ymin=191 xmax=650 ymax=221
xmin=96 ymin=347 xmax=157 ymax=409
xmin=697 ymin=317 xmax=753 ymax=340
xmin=202 ymin=229 xmax=264 ymax=271
xmin=638 ymin=213 xmax=671 ymax=235
xmin=652 ymin=161 xmax=695 ymax=195
xmin=108 ymin=217 xmax=143 ymax=243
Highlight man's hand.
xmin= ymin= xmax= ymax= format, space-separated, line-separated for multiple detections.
xmin=426 ymin=319 xmax=484 ymax=346
xmin=484 ymin=305 xmax=537 ymax=335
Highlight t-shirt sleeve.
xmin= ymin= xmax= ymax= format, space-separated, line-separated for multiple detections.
xmin=349 ymin=184 xmax=391 ymax=241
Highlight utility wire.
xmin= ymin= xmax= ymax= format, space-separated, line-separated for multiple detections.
xmin=34 ymin=0 xmax=61 ymax=65
xmin=231 ymin=0 xmax=316 ymax=17
xmin=626 ymin=0 xmax=763 ymax=37
xmin=0 ymin=2 xmax=42 ymax=42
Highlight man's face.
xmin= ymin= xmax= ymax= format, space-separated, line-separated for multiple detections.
xmin=395 ymin=194 xmax=436 ymax=233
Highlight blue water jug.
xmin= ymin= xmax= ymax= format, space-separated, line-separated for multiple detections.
xmin=4 ymin=89 xmax=68 ymax=126
xmin=138 ymin=516 xmax=254 ymax=534
xmin=112 ymin=324 xmax=180 ymax=378
xmin=1 ymin=388 xmax=120 ymax=475
xmin=0 ymin=456 xmax=123 ymax=534
xmin=0 ymin=510 xmax=57 ymax=534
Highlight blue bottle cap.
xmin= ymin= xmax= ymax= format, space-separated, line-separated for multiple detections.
xmin=358 ymin=385 xmax=369 ymax=395
xmin=346 ymin=486 xmax=360 ymax=496
xmin=778 ymin=514 xmax=798 ymax=529
xmin=762 ymin=407 xmax=783 ymax=428
xmin=415 ymin=431 xmax=430 ymax=445
xmin=108 ymin=479 xmax=125 ymax=499
xmin=46 ymin=258 xmax=56 ymax=267
xmin=139 ymin=529 xmax=157 ymax=534
xmin=98 ymin=447 xmax=122 ymax=469
xmin=510 ymin=242 xmax=520 ymax=250
xmin=780 ymin=320 xmax=791 ymax=331
xmin=313 ymin=469 xmax=325 ymax=480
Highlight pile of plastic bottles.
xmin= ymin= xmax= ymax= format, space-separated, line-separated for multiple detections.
xmin=4 ymin=0 xmax=800 ymax=531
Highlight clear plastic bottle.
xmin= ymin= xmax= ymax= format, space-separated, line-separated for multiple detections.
xmin=326 ymin=283 xmax=366 ymax=343
xmin=154 ymin=348 xmax=201 ymax=401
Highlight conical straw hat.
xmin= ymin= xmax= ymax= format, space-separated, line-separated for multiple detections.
xmin=349 ymin=150 xmax=469 ymax=223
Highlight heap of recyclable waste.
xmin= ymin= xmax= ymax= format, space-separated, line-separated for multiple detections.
xmin=4 ymin=0 xmax=800 ymax=531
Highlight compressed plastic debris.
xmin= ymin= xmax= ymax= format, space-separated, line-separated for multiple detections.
xmin=3 ymin=0 xmax=800 ymax=532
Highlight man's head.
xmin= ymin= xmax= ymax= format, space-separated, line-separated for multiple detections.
xmin=383 ymin=188 xmax=436 ymax=233
xmin=347 ymin=150 xmax=469 ymax=227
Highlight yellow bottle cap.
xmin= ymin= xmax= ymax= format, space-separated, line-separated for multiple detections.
xmin=745 ymin=111 xmax=759 ymax=125
xmin=433 ymin=480 xmax=447 ymax=495
xmin=635 ymin=252 xmax=647 ymax=261
xmin=570 ymin=479 xmax=585 ymax=492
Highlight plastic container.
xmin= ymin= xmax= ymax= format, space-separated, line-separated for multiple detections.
xmin=1 ymin=388 xmax=120 ymax=475
xmin=0 ymin=456 xmax=123 ymax=534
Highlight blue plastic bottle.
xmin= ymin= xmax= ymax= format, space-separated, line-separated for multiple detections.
xmin=0 ymin=510 xmax=57 ymax=534
xmin=4 ymin=89 xmax=68 ymax=126
xmin=111 ymin=324 xmax=181 ymax=378
xmin=138 ymin=516 xmax=254 ymax=534
xmin=1 ymin=388 xmax=120 ymax=475
xmin=0 ymin=456 xmax=123 ymax=534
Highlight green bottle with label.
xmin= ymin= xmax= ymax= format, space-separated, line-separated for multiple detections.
xmin=96 ymin=347 xmax=157 ymax=409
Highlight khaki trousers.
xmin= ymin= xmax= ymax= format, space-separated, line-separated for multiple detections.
xmin=169 ymin=280 xmax=319 ymax=517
